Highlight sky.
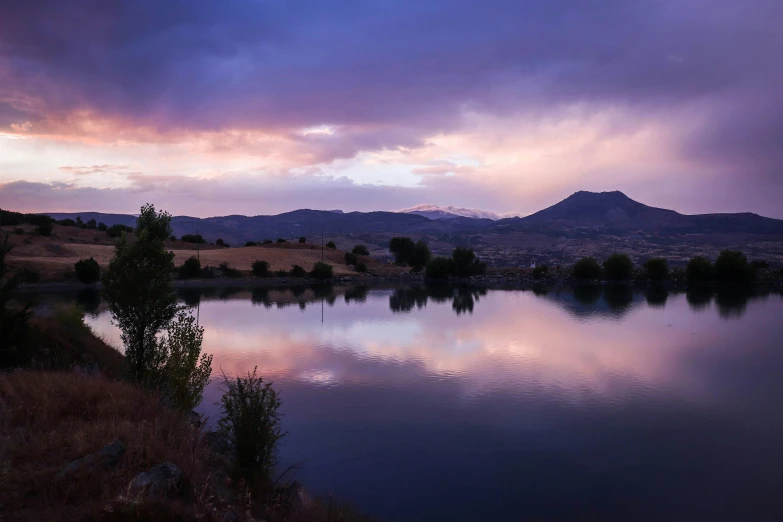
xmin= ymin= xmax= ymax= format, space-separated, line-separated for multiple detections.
xmin=1 ymin=0 xmax=781 ymax=218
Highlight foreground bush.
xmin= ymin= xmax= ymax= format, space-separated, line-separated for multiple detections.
xmin=219 ymin=367 xmax=285 ymax=483
xmin=425 ymin=257 xmax=454 ymax=279
xmin=603 ymin=253 xmax=634 ymax=281
xmin=686 ymin=256 xmax=714 ymax=282
xmin=572 ymin=257 xmax=602 ymax=280
xmin=179 ymin=256 xmax=202 ymax=279
xmin=644 ymin=258 xmax=669 ymax=281
xmin=715 ymin=250 xmax=755 ymax=283
xmin=75 ymin=257 xmax=101 ymax=284
xmin=252 ymin=260 xmax=270 ymax=277
xmin=310 ymin=261 xmax=334 ymax=280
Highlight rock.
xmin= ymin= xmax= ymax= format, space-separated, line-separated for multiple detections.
xmin=97 ymin=439 xmax=126 ymax=465
xmin=202 ymin=430 xmax=231 ymax=455
xmin=128 ymin=462 xmax=183 ymax=498
xmin=56 ymin=440 xmax=125 ymax=479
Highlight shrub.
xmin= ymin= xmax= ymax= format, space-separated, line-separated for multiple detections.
xmin=58 ymin=218 xmax=77 ymax=227
xmin=289 ymin=265 xmax=307 ymax=278
xmin=74 ymin=257 xmax=100 ymax=284
xmin=218 ymin=262 xmax=241 ymax=278
xmin=425 ymin=257 xmax=454 ymax=279
xmin=245 ymin=241 xmax=257 ymax=247
xmin=326 ymin=241 xmax=336 ymax=249
xmin=97 ymin=222 xmax=107 ymax=231
xmin=715 ymin=250 xmax=755 ymax=283
xmin=298 ymin=237 xmax=306 ymax=243
xmin=216 ymin=238 xmax=225 ymax=247
xmin=219 ymin=367 xmax=285 ymax=482
xmin=532 ymin=265 xmax=549 ymax=280
xmin=686 ymin=256 xmax=714 ymax=282
xmin=355 ymin=262 xmax=368 ymax=273
xmin=180 ymin=234 xmax=206 ymax=244
xmin=273 ymin=269 xmax=288 ymax=277
xmin=603 ymin=253 xmax=634 ymax=281
xmin=251 ymin=260 xmax=270 ymax=277
xmin=276 ymin=238 xmax=287 ymax=244
xmin=149 ymin=310 xmax=212 ymax=412
xmin=352 ymin=245 xmax=369 ymax=256
xmin=644 ymin=258 xmax=669 ymax=281
xmin=263 ymin=239 xmax=273 ymax=245
xmin=86 ymin=218 xmax=97 ymax=229
xmin=179 ymin=256 xmax=202 ymax=279
xmin=310 ymin=262 xmax=334 ymax=280
xmin=107 ymin=224 xmax=133 ymax=238
xmin=344 ymin=252 xmax=358 ymax=266
xmin=37 ymin=221 xmax=53 ymax=236
xmin=572 ymin=257 xmax=602 ymax=280
xmin=452 ymin=247 xmax=486 ymax=277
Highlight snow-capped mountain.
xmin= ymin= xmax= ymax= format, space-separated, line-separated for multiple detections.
xmin=398 ymin=204 xmax=515 ymax=220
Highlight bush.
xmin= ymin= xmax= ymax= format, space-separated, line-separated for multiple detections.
xmin=644 ymin=258 xmax=669 ymax=281
xmin=289 ymin=265 xmax=306 ymax=278
xmin=532 ymin=265 xmax=549 ymax=280
xmin=219 ymin=367 xmax=285 ymax=482
xmin=150 ymin=310 xmax=212 ymax=412
xmin=86 ymin=218 xmax=97 ymax=229
xmin=298 ymin=237 xmax=306 ymax=243
xmin=74 ymin=257 xmax=100 ymax=284
xmin=107 ymin=224 xmax=133 ymax=238
xmin=245 ymin=241 xmax=257 ymax=247
xmin=425 ymin=257 xmax=454 ymax=279
xmin=180 ymin=234 xmax=206 ymax=244
xmin=715 ymin=250 xmax=755 ymax=283
xmin=251 ymin=260 xmax=270 ymax=277
xmin=572 ymin=257 xmax=602 ymax=280
xmin=263 ymin=239 xmax=273 ymax=245
xmin=326 ymin=241 xmax=336 ymax=249
xmin=686 ymin=256 xmax=714 ymax=282
xmin=216 ymin=238 xmax=225 ymax=247
xmin=179 ymin=256 xmax=201 ymax=279
xmin=344 ymin=252 xmax=358 ymax=266
xmin=355 ymin=262 xmax=368 ymax=273
xmin=273 ymin=269 xmax=288 ymax=277
xmin=310 ymin=261 xmax=333 ymax=280
xmin=276 ymin=238 xmax=287 ymax=244
xmin=452 ymin=247 xmax=486 ymax=277
xmin=97 ymin=222 xmax=107 ymax=231
xmin=218 ymin=262 xmax=241 ymax=278
xmin=352 ymin=245 xmax=369 ymax=256
xmin=37 ymin=221 xmax=53 ymax=237
xmin=58 ymin=218 xmax=77 ymax=227
xmin=603 ymin=253 xmax=634 ymax=281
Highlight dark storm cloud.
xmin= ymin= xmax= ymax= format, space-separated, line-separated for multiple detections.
xmin=1 ymin=0 xmax=782 ymax=189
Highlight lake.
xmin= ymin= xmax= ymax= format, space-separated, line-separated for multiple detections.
xmin=69 ymin=284 xmax=783 ymax=521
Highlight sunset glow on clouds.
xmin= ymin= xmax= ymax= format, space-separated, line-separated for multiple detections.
xmin=1 ymin=0 xmax=782 ymax=217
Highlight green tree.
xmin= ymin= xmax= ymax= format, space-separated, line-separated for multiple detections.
xmin=74 ymin=257 xmax=100 ymax=284
xmin=86 ymin=218 xmax=97 ymax=229
xmin=149 ymin=310 xmax=212 ymax=412
xmin=310 ymin=262 xmax=334 ymax=280
xmin=326 ymin=241 xmax=336 ymax=249
xmin=219 ymin=367 xmax=285 ymax=482
xmin=355 ymin=262 xmax=368 ymax=273
xmin=572 ymin=257 xmax=602 ymax=280
xmin=411 ymin=240 xmax=432 ymax=267
xmin=715 ymin=250 xmax=755 ymax=283
xmin=686 ymin=256 xmax=714 ymax=282
xmin=344 ymin=252 xmax=358 ymax=266
xmin=216 ymin=238 xmax=225 ymax=247
xmin=97 ymin=222 xmax=107 ymax=231
xmin=290 ymin=265 xmax=307 ymax=277
xmin=103 ymin=204 xmax=178 ymax=382
xmin=352 ymin=245 xmax=370 ymax=256
xmin=425 ymin=257 xmax=454 ymax=279
xmin=251 ymin=260 xmax=270 ymax=277
xmin=37 ymin=221 xmax=53 ymax=236
xmin=179 ymin=256 xmax=202 ymax=279
xmin=452 ymin=247 xmax=486 ymax=277
xmin=389 ymin=237 xmax=416 ymax=265
xmin=276 ymin=238 xmax=287 ymax=244
xmin=643 ymin=258 xmax=669 ymax=281
xmin=603 ymin=253 xmax=634 ymax=281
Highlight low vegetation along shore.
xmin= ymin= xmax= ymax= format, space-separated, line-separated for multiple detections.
xmin=1 ymin=205 xmax=370 ymax=522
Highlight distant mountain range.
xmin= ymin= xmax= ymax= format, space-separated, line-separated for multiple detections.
xmin=47 ymin=191 xmax=783 ymax=246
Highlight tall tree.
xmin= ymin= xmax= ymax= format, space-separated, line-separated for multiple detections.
xmin=103 ymin=204 xmax=178 ymax=381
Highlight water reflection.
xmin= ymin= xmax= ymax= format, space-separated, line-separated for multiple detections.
xmin=68 ymin=285 xmax=783 ymax=521
xmin=684 ymin=286 xmax=762 ymax=319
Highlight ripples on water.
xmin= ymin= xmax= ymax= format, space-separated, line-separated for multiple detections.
xmin=66 ymin=284 xmax=783 ymax=521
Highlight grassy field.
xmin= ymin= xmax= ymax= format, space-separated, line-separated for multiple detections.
xmin=3 ymin=224 xmax=374 ymax=281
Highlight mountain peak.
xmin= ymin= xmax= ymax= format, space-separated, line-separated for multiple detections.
xmin=397 ymin=204 xmax=507 ymax=220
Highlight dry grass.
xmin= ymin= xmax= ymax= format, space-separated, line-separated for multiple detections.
xmin=0 ymin=371 xmax=214 ymax=521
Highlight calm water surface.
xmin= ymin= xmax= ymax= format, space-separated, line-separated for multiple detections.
xmin=76 ymin=285 xmax=783 ymax=521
